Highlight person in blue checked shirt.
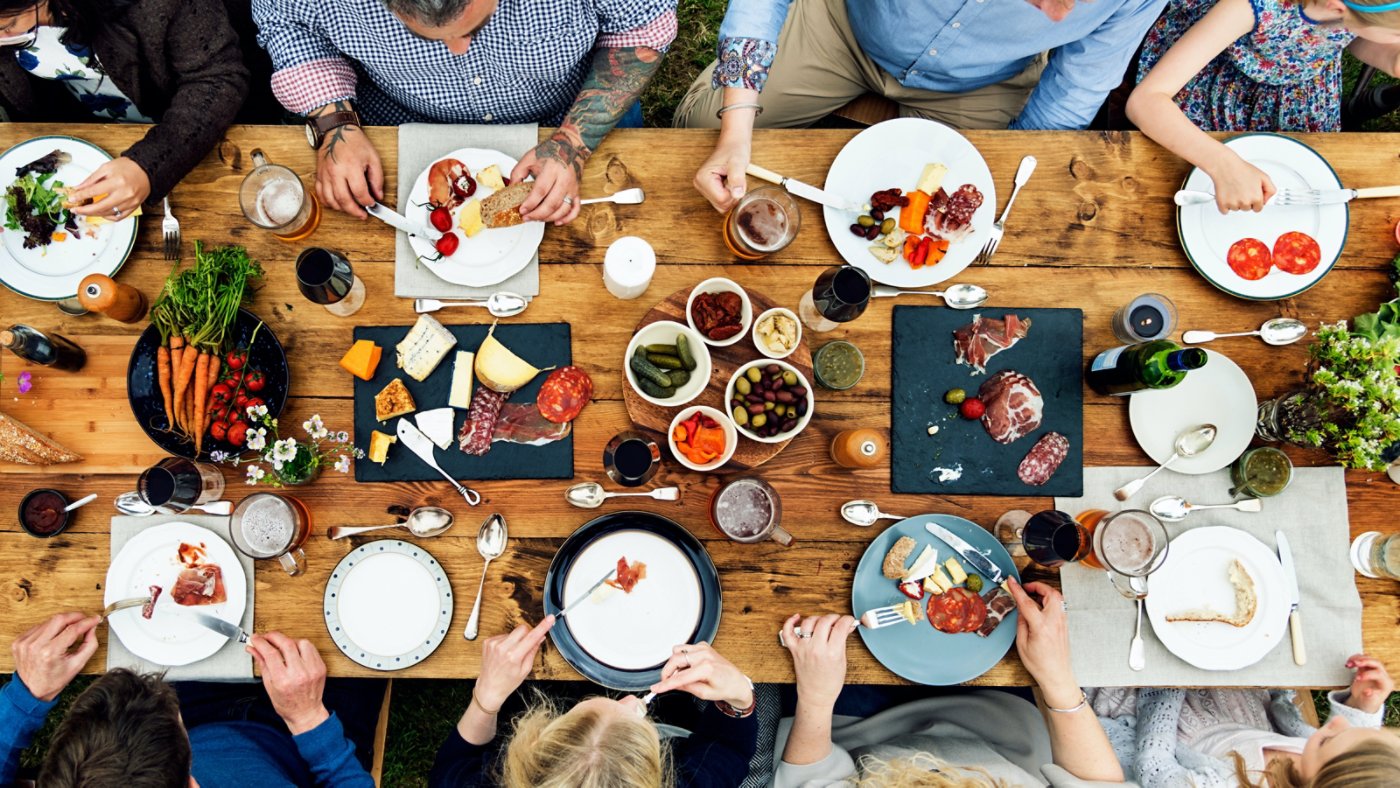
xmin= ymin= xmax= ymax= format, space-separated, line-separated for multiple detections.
xmin=251 ymin=0 xmax=677 ymax=226
xmin=677 ymin=0 xmax=1167 ymax=212
xmin=1 ymin=612 xmax=378 ymax=787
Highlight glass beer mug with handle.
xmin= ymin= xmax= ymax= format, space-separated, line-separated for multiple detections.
xmin=230 ymin=493 xmax=312 ymax=576
xmin=239 ymin=149 xmax=321 ymax=242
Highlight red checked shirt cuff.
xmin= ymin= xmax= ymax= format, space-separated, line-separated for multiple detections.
xmin=598 ymin=8 xmax=677 ymax=52
xmin=270 ymin=57 xmax=358 ymax=116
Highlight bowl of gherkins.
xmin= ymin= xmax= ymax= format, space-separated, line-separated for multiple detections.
xmin=624 ymin=320 xmax=712 ymax=407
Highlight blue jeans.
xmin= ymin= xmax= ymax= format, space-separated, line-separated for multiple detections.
xmin=616 ymin=101 xmax=644 ymax=129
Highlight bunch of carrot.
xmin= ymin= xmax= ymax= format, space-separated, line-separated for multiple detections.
xmin=149 ymin=242 xmax=262 ymax=453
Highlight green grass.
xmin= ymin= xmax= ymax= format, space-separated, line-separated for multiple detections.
xmin=640 ymin=0 xmax=727 ymax=128
xmin=1342 ymin=52 xmax=1400 ymax=131
xmin=1312 ymin=687 xmax=1400 ymax=727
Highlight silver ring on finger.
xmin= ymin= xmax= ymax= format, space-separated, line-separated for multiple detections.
xmin=561 ymin=195 xmax=574 ymax=205
xmin=793 ymin=626 xmax=804 ymax=638
xmin=800 ymin=631 xmax=813 ymax=639
xmin=777 ymin=630 xmax=787 ymax=648
xmin=683 ymin=654 xmax=691 ymax=669
xmin=112 ymin=206 xmax=121 ymax=218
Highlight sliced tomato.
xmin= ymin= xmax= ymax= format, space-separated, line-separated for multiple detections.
xmin=1272 ymin=231 xmax=1321 ymax=275
xmin=1227 ymin=238 xmax=1272 ymax=281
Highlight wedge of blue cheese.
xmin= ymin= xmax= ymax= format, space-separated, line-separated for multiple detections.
xmin=396 ymin=315 xmax=457 ymax=382
xmin=415 ymin=408 xmax=455 ymax=451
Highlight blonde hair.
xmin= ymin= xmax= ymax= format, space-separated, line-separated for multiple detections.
xmin=500 ymin=692 xmax=671 ymax=788
xmin=855 ymin=752 xmax=1008 ymax=788
xmin=1288 ymin=0 xmax=1400 ymax=30
xmin=1231 ymin=734 xmax=1400 ymax=788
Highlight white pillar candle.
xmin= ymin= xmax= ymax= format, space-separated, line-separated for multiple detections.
xmin=603 ymin=236 xmax=656 ymax=300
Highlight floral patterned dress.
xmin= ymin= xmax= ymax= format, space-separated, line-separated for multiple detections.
xmin=1137 ymin=0 xmax=1355 ymax=131
xmin=13 ymin=26 xmax=151 ymax=122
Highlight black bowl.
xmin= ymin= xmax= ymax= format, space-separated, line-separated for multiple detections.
xmin=19 ymin=488 xmax=70 ymax=538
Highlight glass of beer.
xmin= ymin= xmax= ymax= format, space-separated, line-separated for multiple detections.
xmin=296 ymin=248 xmax=365 ymax=317
xmin=1079 ymin=509 xmax=1169 ymax=595
xmin=239 ymin=149 xmax=321 ymax=242
xmin=230 ymin=492 xmax=311 ymax=576
xmin=723 ymin=186 xmax=800 ymax=260
xmin=709 ymin=477 xmax=791 ymax=546
xmin=1352 ymin=531 xmax=1400 ymax=581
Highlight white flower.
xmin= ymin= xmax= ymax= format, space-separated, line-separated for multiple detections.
xmin=336 ymin=431 xmax=350 ymax=443
xmin=247 ymin=404 xmax=269 ymax=421
xmin=209 ymin=450 xmax=229 ymax=463
xmin=334 ymin=454 xmax=351 ymax=473
xmin=246 ymin=427 xmax=268 ymax=453
xmin=303 ymin=414 xmax=328 ymax=440
xmin=245 ymin=465 xmax=265 ymax=485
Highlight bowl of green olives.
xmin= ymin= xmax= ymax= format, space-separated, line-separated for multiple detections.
xmin=724 ymin=359 xmax=814 ymax=444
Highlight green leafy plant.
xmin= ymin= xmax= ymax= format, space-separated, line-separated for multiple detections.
xmin=212 ymin=409 xmax=361 ymax=487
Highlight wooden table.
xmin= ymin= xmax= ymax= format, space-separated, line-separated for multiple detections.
xmin=1 ymin=124 xmax=1397 ymax=686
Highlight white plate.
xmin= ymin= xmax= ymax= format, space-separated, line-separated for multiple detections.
xmin=1177 ymin=134 xmax=1346 ymax=301
xmin=324 ymin=540 xmax=453 ymax=671
xmin=1128 ymin=349 xmax=1257 ymax=474
xmin=822 ymin=117 xmax=996 ymax=288
xmin=0 ymin=136 xmax=137 ymax=301
xmin=1146 ymin=526 xmax=1290 ymax=671
xmin=559 ymin=529 xmax=702 ymax=671
xmin=104 ymin=522 xmax=247 ymax=667
xmin=405 ymin=148 xmax=545 ymax=288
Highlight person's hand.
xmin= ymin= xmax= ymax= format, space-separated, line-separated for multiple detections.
xmin=694 ymin=133 xmax=752 ymax=212
xmin=512 ymin=144 xmax=581 ymax=226
xmin=474 ymin=616 xmax=554 ymax=713
xmin=67 ymin=157 xmax=150 ymax=221
xmin=247 ymin=632 xmax=330 ymax=735
xmin=780 ymin=613 xmax=856 ymax=709
xmin=649 ymin=641 xmax=753 ymax=709
xmin=1205 ymin=149 xmax=1276 ymax=214
xmin=12 ymin=612 xmax=100 ymax=702
xmin=1008 ymin=580 xmax=1079 ymax=708
xmin=314 ymin=123 xmax=383 ymax=220
xmin=1025 ymin=0 xmax=1078 ymax=22
xmin=1344 ymin=654 xmax=1394 ymax=714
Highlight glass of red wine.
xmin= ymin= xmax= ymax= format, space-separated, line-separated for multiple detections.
xmin=798 ymin=265 xmax=871 ymax=333
xmin=137 ymin=458 xmax=225 ymax=514
xmin=296 ymin=248 xmax=365 ymax=317
xmin=999 ymin=509 xmax=1090 ymax=568
xmin=603 ymin=431 xmax=660 ymax=488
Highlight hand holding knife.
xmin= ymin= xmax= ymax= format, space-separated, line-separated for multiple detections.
xmin=745 ymin=163 xmax=860 ymax=213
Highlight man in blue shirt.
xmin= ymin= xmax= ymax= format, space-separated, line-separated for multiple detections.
xmin=678 ymin=0 xmax=1165 ymax=211
xmin=1 ymin=612 xmax=377 ymax=787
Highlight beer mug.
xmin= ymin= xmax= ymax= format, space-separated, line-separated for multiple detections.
xmin=709 ymin=477 xmax=792 ymax=546
xmin=723 ymin=186 xmax=800 ymax=260
xmin=1080 ymin=509 xmax=1169 ymax=597
xmin=239 ymin=149 xmax=321 ymax=242
xmin=230 ymin=493 xmax=312 ymax=576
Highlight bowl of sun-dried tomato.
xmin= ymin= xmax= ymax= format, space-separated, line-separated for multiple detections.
xmin=686 ymin=278 xmax=753 ymax=348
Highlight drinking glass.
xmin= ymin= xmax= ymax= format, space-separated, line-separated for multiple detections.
xmin=603 ymin=431 xmax=660 ymax=488
xmin=1229 ymin=447 xmax=1293 ymax=498
xmin=722 ymin=186 xmax=800 ymax=260
xmin=296 ymin=248 xmax=365 ymax=316
xmin=138 ymin=458 xmax=225 ymax=514
xmin=1352 ymin=531 xmax=1400 ymax=580
xmin=239 ymin=150 xmax=321 ymax=242
xmin=998 ymin=510 xmax=1090 ymax=568
xmin=710 ymin=477 xmax=791 ymax=546
xmin=1080 ymin=509 xmax=1169 ymax=595
xmin=1112 ymin=293 xmax=1177 ymax=343
xmin=230 ymin=493 xmax=311 ymax=576
xmin=798 ymin=265 xmax=872 ymax=333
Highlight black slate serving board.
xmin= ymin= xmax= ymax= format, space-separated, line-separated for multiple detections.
xmin=352 ymin=322 xmax=572 ymax=483
xmin=891 ymin=306 xmax=1083 ymax=497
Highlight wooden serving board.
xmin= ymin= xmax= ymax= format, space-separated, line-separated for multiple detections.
xmin=622 ymin=287 xmax=813 ymax=470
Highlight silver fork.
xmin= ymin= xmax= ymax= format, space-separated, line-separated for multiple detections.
xmin=162 ymin=197 xmax=181 ymax=261
xmin=974 ymin=155 xmax=1037 ymax=265
xmin=856 ymin=604 xmax=913 ymax=629
xmin=99 ymin=594 xmax=153 ymax=622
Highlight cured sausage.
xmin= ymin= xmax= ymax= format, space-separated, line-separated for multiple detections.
xmin=1018 ymin=432 xmax=1070 ymax=486
xmin=1227 ymin=238 xmax=1272 ymax=281
xmin=958 ymin=589 xmax=988 ymax=633
xmin=536 ymin=366 xmax=593 ymax=424
xmin=926 ymin=184 xmax=983 ymax=242
xmin=458 ymin=387 xmax=506 ymax=456
xmin=928 ymin=591 xmax=968 ymax=634
xmin=1272 ymin=231 xmax=1321 ymax=275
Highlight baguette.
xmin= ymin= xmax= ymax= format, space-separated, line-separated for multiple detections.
xmin=0 ymin=411 xmax=82 ymax=465
xmin=882 ymin=536 xmax=917 ymax=580
xmin=1167 ymin=559 xmax=1257 ymax=628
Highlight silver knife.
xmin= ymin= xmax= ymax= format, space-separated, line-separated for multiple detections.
xmin=1276 ymin=530 xmax=1306 ymax=665
xmin=555 ymin=568 xmax=619 ymax=619
xmin=395 ymin=419 xmax=482 ymax=505
xmin=746 ymin=164 xmax=859 ymax=213
xmin=192 ymin=613 xmax=250 ymax=644
xmin=1174 ymin=185 xmax=1400 ymax=207
xmin=365 ymin=201 xmax=443 ymax=242
xmin=924 ymin=522 xmax=1005 ymax=585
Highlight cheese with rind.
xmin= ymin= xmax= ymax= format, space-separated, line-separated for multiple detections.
xmin=416 ymin=408 xmax=455 ymax=450
xmin=396 ymin=314 xmax=457 ymax=382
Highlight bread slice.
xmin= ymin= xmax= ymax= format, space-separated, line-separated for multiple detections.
xmin=0 ymin=411 xmax=82 ymax=465
xmin=480 ymin=182 xmax=533 ymax=228
xmin=1166 ymin=559 xmax=1257 ymax=628
xmin=883 ymin=535 xmax=917 ymax=580
xmin=374 ymin=378 xmax=416 ymax=422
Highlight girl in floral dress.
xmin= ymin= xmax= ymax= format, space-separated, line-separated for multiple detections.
xmin=1128 ymin=0 xmax=1400 ymax=213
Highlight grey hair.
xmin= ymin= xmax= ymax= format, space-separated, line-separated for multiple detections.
xmin=380 ymin=0 xmax=473 ymax=27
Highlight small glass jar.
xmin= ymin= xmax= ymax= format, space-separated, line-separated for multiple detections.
xmin=813 ymin=340 xmax=865 ymax=390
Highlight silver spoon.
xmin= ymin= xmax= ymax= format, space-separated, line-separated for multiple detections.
xmin=580 ymin=187 xmax=645 ymax=206
xmin=1127 ymin=576 xmax=1147 ymax=672
xmin=115 ymin=492 xmax=233 ymax=517
xmin=1114 ymin=424 xmax=1218 ymax=501
xmin=465 ymin=513 xmax=508 ymax=641
xmin=64 ymin=493 xmax=98 ymax=512
xmin=414 ymin=292 xmax=528 ymax=317
xmin=564 ymin=482 xmax=681 ymax=509
xmin=1148 ymin=495 xmax=1263 ymax=523
xmin=840 ymin=500 xmax=908 ymax=527
xmin=1182 ymin=317 xmax=1306 ymax=347
xmin=326 ymin=506 xmax=455 ymax=540
xmin=871 ymin=283 xmax=989 ymax=309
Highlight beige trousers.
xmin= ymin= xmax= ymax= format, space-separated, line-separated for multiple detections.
xmin=674 ymin=0 xmax=1046 ymax=130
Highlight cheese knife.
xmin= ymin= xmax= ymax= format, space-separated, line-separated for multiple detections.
xmin=923 ymin=522 xmax=1005 ymax=586
xmin=395 ymin=419 xmax=482 ymax=506
xmin=1276 ymin=530 xmax=1306 ymax=665
xmin=554 ymin=568 xmax=618 ymax=620
xmin=191 ymin=613 xmax=250 ymax=644
xmin=745 ymin=164 xmax=860 ymax=213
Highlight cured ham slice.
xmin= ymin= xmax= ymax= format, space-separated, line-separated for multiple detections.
xmin=953 ymin=314 xmax=1031 ymax=374
xmin=492 ymin=403 xmax=572 ymax=446
xmin=925 ymin=184 xmax=983 ymax=242
xmin=978 ymin=370 xmax=1043 ymax=444
xmin=170 ymin=565 xmax=226 ymax=606
xmin=976 ymin=587 xmax=1017 ymax=638
xmin=459 ymin=387 xmax=506 ymax=456
xmin=142 ymin=585 xmax=162 ymax=619
xmin=605 ymin=556 xmax=647 ymax=593
xmin=428 ymin=158 xmax=474 ymax=209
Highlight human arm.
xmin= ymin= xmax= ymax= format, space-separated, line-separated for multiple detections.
xmin=1347 ymin=38 xmax=1400 ymax=79
xmin=693 ymin=87 xmax=758 ymax=212
xmin=458 ymin=616 xmax=555 ymax=747
xmin=1 ymin=612 xmax=97 ymax=784
xmin=1325 ymin=654 xmax=1394 ymax=728
xmin=1124 ymin=0 xmax=1274 ymax=213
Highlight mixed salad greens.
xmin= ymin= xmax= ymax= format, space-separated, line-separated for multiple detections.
xmin=4 ymin=149 xmax=77 ymax=250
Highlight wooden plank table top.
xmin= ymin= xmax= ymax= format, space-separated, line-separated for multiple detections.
xmin=1 ymin=124 xmax=1398 ymax=686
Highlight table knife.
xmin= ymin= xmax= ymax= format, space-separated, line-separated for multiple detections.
xmin=365 ymin=201 xmax=442 ymax=241
xmin=554 ymin=569 xmax=619 ymax=619
xmin=745 ymin=164 xmax=859 ymax=213
xmin=396 ymin=419 xmax=482 ymax=505
xmin=924 ymin=522 xmax=1005 ymax=586
xmin=192 ymin=613 xmax=250 ymax=644
xmin=1175 ymin=185 xmax=1400 ymax=207
xmin=1277 ymin=530 xmax=1306 ymax=665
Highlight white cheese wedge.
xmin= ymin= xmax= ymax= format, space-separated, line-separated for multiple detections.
xmin=902 ymin=545 xmax=941 ymax=583
xmin=927 ymin=566 xmax=954 ymax=594
xmin=415 ymin=408 xmax=455 ymax=450
xmin=448 ymin=351 xmax=475 ymax=409
xmin=396 ymin=314 xmax=457 ymax=382
xmin=916 ymin=162 xmax=948 ymax=195
xmin=944 ymin=557 xmax=968 ymax=585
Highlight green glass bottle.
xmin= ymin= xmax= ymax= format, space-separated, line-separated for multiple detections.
xmin=1086 ymin=340 xmax=1207 ymax=396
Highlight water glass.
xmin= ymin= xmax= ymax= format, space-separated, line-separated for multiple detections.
xmin=230 ymin=493 xmax=311 ymax=576
xmin=296 ymin=248 xmax=365 ymax=316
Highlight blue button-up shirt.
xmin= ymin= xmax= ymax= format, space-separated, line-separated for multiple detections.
xmin=715 ymin=0 xmax=1165 ymax=130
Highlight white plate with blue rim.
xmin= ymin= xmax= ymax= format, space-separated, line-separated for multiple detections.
xmin=324 ymin=539 xmax=453 ymax=671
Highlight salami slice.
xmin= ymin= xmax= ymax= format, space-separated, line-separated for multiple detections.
xmin=458 ymin=387 xmax=506 ymax=456
xmin=961 ymin=590 xmax=988 ymax=633
xmin=928 ymin=592 xmax=968 ymax=634
xmin=1227 ymin=238 xmax=1272 ymax=281
xmin=1272 ymin=231 xmax=1321 ymax=275
xmin=536 ymin=366 xmax=593 ymax=424
xmin=1018 ymin=432 xmax=1070 ymax=486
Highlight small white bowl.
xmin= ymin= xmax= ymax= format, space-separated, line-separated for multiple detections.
xmin=623 ymin=320 xmax=712 ymax=407
xmin=751 ymin=307 xmax=802 ymax=360
xmin=685 ymin=277 xmax=753 ymax=348
xmin=723 ymin=359 xmax=815 ymax=444
xmin=667 ymin=405 xmax=737 ymax=472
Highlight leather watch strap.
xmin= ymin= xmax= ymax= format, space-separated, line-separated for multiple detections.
xmin=306 ymin=109 xmax=360 ymax=149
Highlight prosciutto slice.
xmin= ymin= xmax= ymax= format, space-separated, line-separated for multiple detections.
xmin=976 ymin=586 xmax=1017 ymax=638
xmin=492 ymin=403 xmax=572 ymax=446
xmin=953 ymin=313 xmax=1031 ymax=374
xmin=170 ymin=565 xmax=225 ymax=606
xmin=978 ymin=370 xmax=1043 ymax=444
xmin=459 ymin=387 xmax=506 ymax=456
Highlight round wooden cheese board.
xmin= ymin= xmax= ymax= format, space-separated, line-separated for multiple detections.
xmin=622 ymin=286 xmax=814 ymax=470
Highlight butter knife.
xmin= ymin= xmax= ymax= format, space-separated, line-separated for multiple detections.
xmin=1276 ymin=530 xmax=1306 ymax=665
xmin=745 ymin=164 xmax=860 ymax=213
xmin=395 ymin=419 xmax=482 ymax=506
xmin=924 ymin=521 xmax=1005 ymax=586
xmin=192 ymin=613 xmax=250 ymax=644
xmin=554 ymin=568 xmax=619 ymax=619
xmin=365 ymin=201 xmax=442 ymax=242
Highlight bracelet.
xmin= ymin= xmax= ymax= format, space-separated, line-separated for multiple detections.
xmin=1044 ymin=690 xmax=1089 ymax=714
xmin=716 ymin=103 xmax=763 ymax=119
xmin=713 ymin=677 xmax=757 ymax=718
xmin=469 ymin=694 xmax=501 ymax=716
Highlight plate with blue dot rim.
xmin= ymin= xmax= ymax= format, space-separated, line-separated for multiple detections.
xmin=323 ymin=539 xmax=453 ymax=671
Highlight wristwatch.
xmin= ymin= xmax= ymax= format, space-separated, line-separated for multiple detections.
xmin=305 ymin=108 xmax=361 ymax=149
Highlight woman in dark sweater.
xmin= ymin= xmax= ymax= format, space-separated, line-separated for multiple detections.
xmin=0 ymin=0 xmax=248 ymax=219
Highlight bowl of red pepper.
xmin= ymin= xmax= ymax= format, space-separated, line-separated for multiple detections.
xmin=667 ymin=406 xmax=737 ymax=472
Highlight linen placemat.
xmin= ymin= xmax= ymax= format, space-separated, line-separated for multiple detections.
xmin=394 ymin=122 xmax=540 ymax=299
xmin=1055 ymin=465 xmax=1359 ymax=688
xmin=107 ymin=514 xmax=254 ymax=681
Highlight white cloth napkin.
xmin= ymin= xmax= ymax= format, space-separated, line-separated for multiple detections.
xmin=1055 ymin=466 xmax=1360 ymax=687
xmin=107 ymin=514 xmax=254 ymax=681
xmin=393 ymin=122 xmax=541 ymax=299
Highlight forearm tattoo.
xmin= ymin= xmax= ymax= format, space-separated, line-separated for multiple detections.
xmin=538 ymin=46 xmax=662 ymax=179
xmin=312 ymin=100 xmax=360 ymax=163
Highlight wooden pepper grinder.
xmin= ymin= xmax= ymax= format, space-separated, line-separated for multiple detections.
xmin=830 ymin=428 xmax=886 ymax=469
xmin=77 ymin=273 xmax=147 ymax=323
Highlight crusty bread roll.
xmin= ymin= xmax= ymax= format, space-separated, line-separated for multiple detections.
xmin=0 ymin=411 xmax=81 ymax=465
xmin=883 ymin=535 xmax=916 ymax=580
xmin=1167 ymin=559 xmax=1257 ymax=628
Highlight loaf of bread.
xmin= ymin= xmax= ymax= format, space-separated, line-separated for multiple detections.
xmin=882 ymin=535 xmax=917 ymax=580
xmin=0 ymin=411 xmax=82 ymax=465
xmin=480 ymin=182 xmax=533 ymax=229
xmin=1167 ymin=559 xmax=1257 ymax=628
